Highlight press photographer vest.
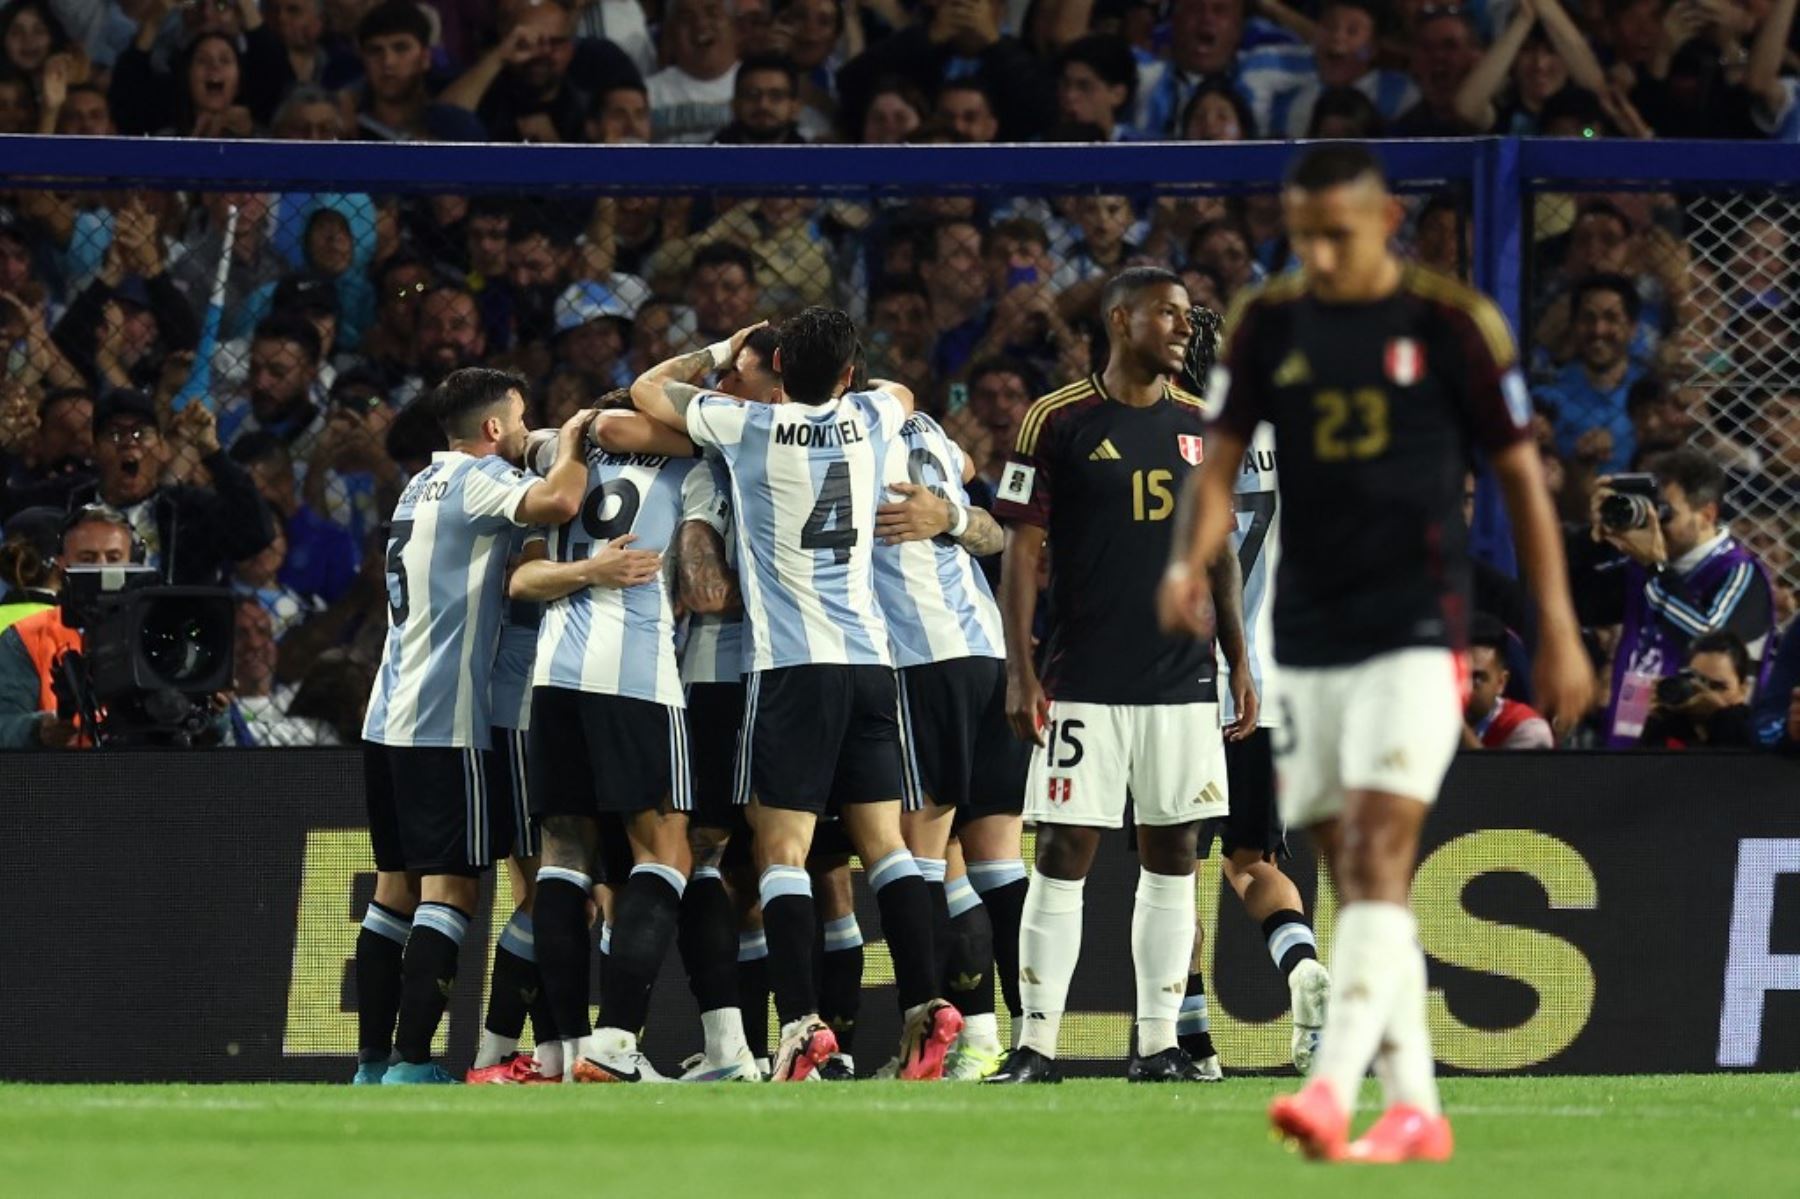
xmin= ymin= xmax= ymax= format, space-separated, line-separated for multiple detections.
xmin=9 ymin=608 xmax=81 ymax=717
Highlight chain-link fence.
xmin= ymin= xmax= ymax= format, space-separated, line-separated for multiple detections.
xmin=1528 ymin=186 xmax=1800 ymax=629
xmin=0 ymin=141 xmax=1478 ymax=748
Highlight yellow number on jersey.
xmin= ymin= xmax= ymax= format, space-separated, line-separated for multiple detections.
xmin=1312 ymin=388 xmax=1390 ymax=462
xmin=1132 ymin=469 xmax=1175 ymax=521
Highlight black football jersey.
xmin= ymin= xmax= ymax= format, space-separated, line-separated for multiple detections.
xmin=993 ymin=374 xmax=1217 ymax=705
xmin=1211 ymin=266 xmax=1533 ymax=667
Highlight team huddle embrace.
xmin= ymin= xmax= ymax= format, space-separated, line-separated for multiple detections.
xmin=351 ymin=145 xmax=1592 ymax=1166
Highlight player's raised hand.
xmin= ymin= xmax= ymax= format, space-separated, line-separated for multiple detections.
xmin=585 ymin=534 xmax=663 ymax=589
xmin=1156 ymin=562 xmax=1216 ymax=639
xmin=560 ymin=406 xmax=598 ymax=453
xmin=724 ymin=320 xmax=770 ymax=363
xmin=1532 ymin=626 xmax=1594 ymax=740
xmin=1005 ymin=669 xmax=1050 ymax=746
xmin=876 ymin=482 xmax=952 ymax=544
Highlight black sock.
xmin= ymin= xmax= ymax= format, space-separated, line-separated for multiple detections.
xmin=737 ymin=931 xmax=769 ymax=1059
xmin=944 ymin=878 xmax=994 ymax=1018
xmin=1177 ymin=969 xmax=1216 ymax=1061
xmin=1262 ymin=909 xmax=1320 ymax=979
xmin=869 ymin=851 xmax=936 ymax=1013
xmin=968 ymin=864 xmax=1028 ymax=1019
xmin=354 ymin=901 xmax=409 ymax=1063
xmin=927 ymin=881 xmax=951 ymax=983
xmin=528 ymin=988 xmax=559 ymax=1048
xmin=758 ymin=866 xmax=818 ymax=1026
xmin=393 ymin=903 xmax=470 ymax=1065
xmin=678 ymin=868 xmax=740 ymax=1013
xmin=817 ymin=915 xmax=864 ymax=1048
xmin=598 ymin=866 xmax=684 ymax=1033
xmin=482 ymin=911 xmax=536 ymax=1040
xmin=534 ymin=870 xmax=595 ymax=1041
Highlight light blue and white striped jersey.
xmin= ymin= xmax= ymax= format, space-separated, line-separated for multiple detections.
xmin=678 ymin=456 xmax=746 ymax=685
xmin=532 ymin=448 xmax=719 ymax=706
xmin=490 ymin=525 xmax=542 ymax=732
xmin=873 ymin=412 xmax=1004 ymax=669
xmin=1220 ymin=423 xmax=1281 ymax=728
xmin=363 ymin=451 xmax=541 ymax=748
xmin=1236 ymin=44 xmax=1417 ymax=139
xmin=688 ymin=389 xmax=903 ymax=672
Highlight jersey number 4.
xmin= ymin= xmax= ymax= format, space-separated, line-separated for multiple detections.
xmin=801 ymin=461 xmax=859 ymax=565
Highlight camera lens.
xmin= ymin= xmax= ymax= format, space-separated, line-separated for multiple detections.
xmin=141 ymin=598 xmax=229 ymax=687
xmin=1598 ymin=493 xmax=1642 ymax=531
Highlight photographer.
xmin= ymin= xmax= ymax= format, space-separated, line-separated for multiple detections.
xmin=1637 ymin=632 xmax=1759 ymax=749
xmin=1751 ymin=614 xmax=1800 ymax=752
xmin=0 ymin=504 xmax=134 ymax=748
xmin=1573 ymin=447 xmax=1777 ymax=746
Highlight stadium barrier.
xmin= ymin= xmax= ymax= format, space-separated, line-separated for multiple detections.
xmin=2 ymin=748 xmax=1795 ymax=1082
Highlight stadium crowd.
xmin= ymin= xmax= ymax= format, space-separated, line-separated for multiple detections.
xmin=0 ymin=0 xmax=1796 ymax=750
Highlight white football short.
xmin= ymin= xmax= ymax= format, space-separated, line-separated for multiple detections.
xmin=1024 ymin=700 xmax=1230 ymax=829
xmin=1274 ymin=647 xmax=1464 ymax=828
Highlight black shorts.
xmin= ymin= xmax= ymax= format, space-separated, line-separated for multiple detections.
xmin=484 ymin=725 xmax=539 ymax=860
xmin=740 ymin=665 xmax=903 ymax=815
xmin=1201 ymin=726 xmax=1287 ymax=860
xmin=686 ymin=681 xmax=748 ymax=833
xmin=365 ymin=741 xmax=496 ymax=877
xmin=527 ymin=686 xmax=692 ymax=820
xmin=893 ymin=657 xmax=1028 ymax=827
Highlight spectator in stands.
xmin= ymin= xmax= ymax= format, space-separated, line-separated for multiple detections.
xmin=264 ymin=0 xmax=357 ymax=97
xmin=920 ymin=217 xmax=992 ymax=378
xmin=1637 ymin=630 xmax=1759 ymax=748
xmin=441 ymin=0 xmax=637 ymax=143
xmin=1178 ymin=75 xmax=1255 ymax=140
xmin=626 ymin=298 xmax=696 ymax=378
xmin=1390 ymin=5 xmax=1480 ymax=136
xmin=359 ymin=252 xmax=431 ymax=383
xmin=1 ymin=384 xmax=92 ymax=515
xmin=1453 ymin=0 xmax=1605 ymax=134
xmin=1535 ymin=273 xmax=1646 ymax=474
xmin=170 ymin=191 xmax=288 ymax=339
xmin=110 ymin=26 xmax=256 ymax=137
xmin=551 ymin=280 xmax=635 ymax=390
xmin=0 ymin=62 xmax=34 ymax=132
xmin=648 ymin=0 xmax=740 ymax=143
xmin=0 ymin=502 xmax=133 ymax=749
xmin=491 ymin=213 xmax=576 ymax=361
xmin=865 ymin=274 xmax=936 ymax=397
xmin=218 ymin=314 xmax=327 ymax=457
xmin=0 ymin=0 xmax=72 ymax=87
xmin=1464 ymin=613 xmax=1555 ymax=749
xmin=50 ymin=199 xmax=199 ymax=394
xmin=1625 ymin=375 xmax=1696 ymax=464
xmin=230 ymin=430 xmax=359 ymax=605
xmin=1746 ymin=0 xmax=1800 ymax=141
xmin=302 ymin=367 xmax=403 ymax=543
xmin=1054 ymin=33 xmax=1138 ymax=140
xmin=272 ymin=81 xmax=345 ymax=138
xmin=955 ymin=354 xmax=1039 ymax=502
xmin=1189 ymin=215 xmax=1260 ymax=298
xmin=226 ymin=595 xmax=340 ymax=745
xmin=935 ymin=77 xmax=1001 ymax=142
xmin=411 ymin=283 xmax=488 ymax=391
xmin=859 ymin=74 xmax=926 ymax=141
xmin=684 ymin=241 xmax=763 ymax=346
xmin=1414 ymin=193 xmax=1469 ymax=278
xmin=1750 ymin=614 xmax=1799 ymax=749
xmin=1573 ymin=447 xmax=1777 ymax=746
xmin=1630 ymin=0 xmax=1766 ymax=139
xmin=713 ymin=50 xmax=806 ymax=142
xmin=231 ymin=517 xmax=321 ymax=640
xmin=1134 ymin=0 xmax=1246 ymax=137
xmin=345 ymin=0 xmax=486 ymax=141
xmin=585 ymin=76 xmax=651 ymax=142
xmin=1236 ymin=0 xmax=1416 ymax=139
xmin=0 ymin=505 xmax=60 ymax=632
xmin=838 ymin=0 xmax=1055 ymax=141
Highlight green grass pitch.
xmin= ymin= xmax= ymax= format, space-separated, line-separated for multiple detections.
xmin=3 ymin=1076 xmax=1796 ymax=1197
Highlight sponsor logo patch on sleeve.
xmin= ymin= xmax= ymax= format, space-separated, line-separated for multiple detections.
xmin=999 ymin=461 xmax=1036 ymax=503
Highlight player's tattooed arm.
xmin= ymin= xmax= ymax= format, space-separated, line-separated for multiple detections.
xmin=676 ymin=520 xmax=741 ymax=615
xmin=956 ymin=505 xmax=1005 ymax=556
xmin=630 ymin=324 xmax=767 ymax=430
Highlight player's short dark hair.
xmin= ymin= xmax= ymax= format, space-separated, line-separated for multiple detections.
xmin=691 ymin=241 xmax=758 ymax=283
xmin=432 ymin=367 xmax=528 ymax=440
xmin=1284 ymin=142 xmax=1387 ymax=192
xmin=1468 ymin=612 xmax=1510 ymax=655
xmin=744 ymin=325 xmax=781 ymax=367
xmin=776 ymin=307 xmax=858 ymax=404
xmin=1646 ymin=445 xmax=1726 ymax=512
xmin=358 ymin=0 xmax=431 ymax=47
xmin=1056 ymin=34 xmax=1139 ymax=109
xmin=252 ymin=313 xmax=323 ymax=365
xmin=1686 ymin=629 xmax=1751 ymax=683
xmin=737 ymin=52 xmax=799 ymax=93
xmin=1570 ymin=272 xmax=1642 ymax=323
xmin=1100 ymin=266 xmax=1184 ymax=321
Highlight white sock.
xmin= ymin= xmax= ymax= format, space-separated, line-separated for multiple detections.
xmin=534 ymin=1038 xmax=564 ymax=1077
xmin=1374 ymin=934 xmax=1441 ymax=1115
xmin=1132 ymin=868 xmax=1196 ymax=1057
xmin=1312 ymin=902 xmax=1414 ymax=1111
xmin=473 ymin=1031 xmax=519 ymax=1070
xmin=1018 ymin=872 xmax=1086 ymax=1059
xmin=558 ymin=1037 xmax=583 ymax=1084
xmin=961 ymin=1011 xmax=1000 ymax=1051
xmin=701 ymin=1007 xmax=750 ymax=1063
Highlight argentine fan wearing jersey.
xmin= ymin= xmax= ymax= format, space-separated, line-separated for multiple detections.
xmin=870 ymin=409 xmax=1023 ymax=1078
xmin=357 ymin=367 xmax=592 ymax=1086
xmin=467 ymin=526 xmax=557 ymax=1085
xmin=630 ymin=308 xmax=963 ymax=1084
xmin=506 ymin=408 xmax=721 ymax=1085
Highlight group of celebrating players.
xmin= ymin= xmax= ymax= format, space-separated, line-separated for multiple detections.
xmin=349 ymin=143 xmax=1592 ymax=1166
